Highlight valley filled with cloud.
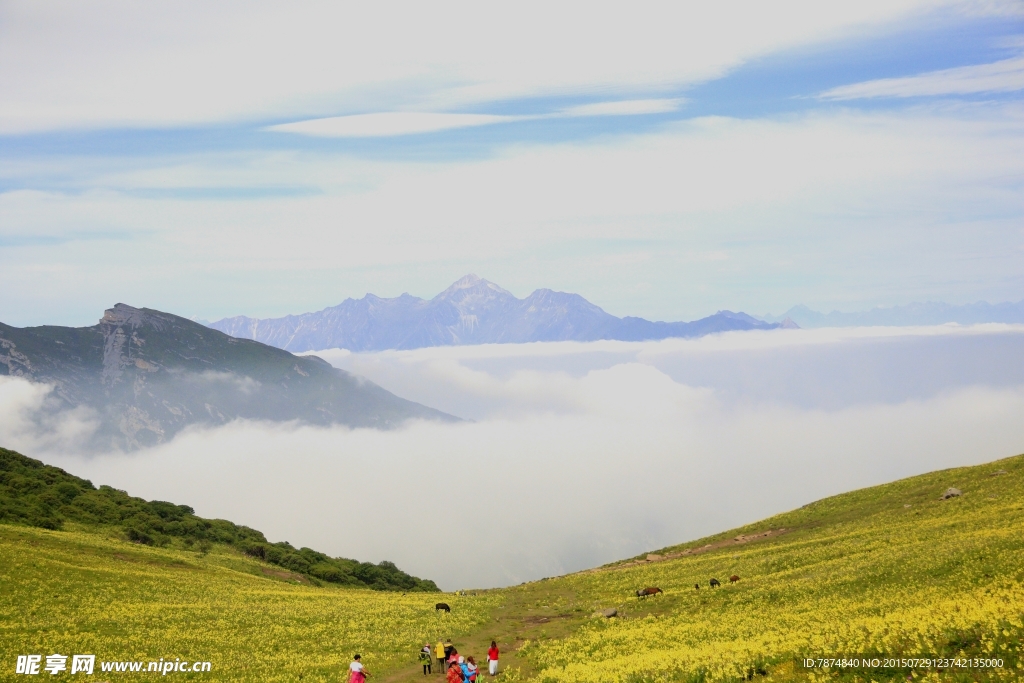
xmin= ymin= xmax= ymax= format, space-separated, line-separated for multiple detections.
xmin=2 ymin=0 xmax=1023 ymax=593
xmin=4 ymin=324 xmax=1022 ymax=589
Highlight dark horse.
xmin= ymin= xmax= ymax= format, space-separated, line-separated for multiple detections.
xmin=636 ymin=587 xmax=663 ymax=599
xmin=709 ymin=578 xmax=721 ymax=588
xmin=435 ymin=603 xmax=451 ymax=612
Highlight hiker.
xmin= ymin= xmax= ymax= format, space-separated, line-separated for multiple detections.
xmin=447 ymin=648 xmax=459 ymax=672
xmin=419 ymin=644 xmax=433 ymax=675
xmin=445 ymin=656 xmax=464 ymax=683
xmin=487 ymin=641 xmax=499 ymax=676
xmin=445 ymin=638 xmax=458 ymax=672
xmin=466 ymin=656 xmax=478 ymax=682
xmin=435 ymin=640 xmax=445 ymax=673
xmin=458 ymin=656 xmax=470 ymax=682
xmin=349 ymin=654 xmax=370 ymax=683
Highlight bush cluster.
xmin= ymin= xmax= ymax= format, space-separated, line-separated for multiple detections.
xmin=0 ymin=446 xmax=438 ymax=592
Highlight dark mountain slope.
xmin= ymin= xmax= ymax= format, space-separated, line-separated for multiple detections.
xmin=0 ymin=304 xmax=455 ymax=450
xmin=210 ymin=274 xmax=786 ymax=352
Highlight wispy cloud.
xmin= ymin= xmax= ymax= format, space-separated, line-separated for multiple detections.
xmin=267 ymin=99 xmax=683 ymax=138
xmin=820 ymin=55 xmax=1024 ymax=99
xmin=557 ymin=98 xmax=684 ymax=118
xmin=268 ymin=112 xmax=518 ymax=138
xmin=4 ymin=104 xmax=1024 ymax=327
xmin=0 ymin=1 xmax=960 ymax=133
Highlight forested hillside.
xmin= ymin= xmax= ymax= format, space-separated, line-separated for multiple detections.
xmin=0 ymin=446 xmax=438 ymax=592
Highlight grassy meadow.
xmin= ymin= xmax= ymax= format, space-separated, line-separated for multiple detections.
xmin=0 ymin=524 xmax=498 ymax=681
xmin=2 ymin=453 xmax=1023 ymax=682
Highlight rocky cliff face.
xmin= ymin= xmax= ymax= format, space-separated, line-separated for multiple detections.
xmin=0 ymin=305 xmax=456 ymax=451
xmin=210 ymin=275 xmax=785 ymax=352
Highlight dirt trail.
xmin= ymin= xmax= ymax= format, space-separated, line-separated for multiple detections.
xmin=380 ymin=528 xmax=791 ymax=682
xmin=379 ymin=582 xmax=582 ymax=683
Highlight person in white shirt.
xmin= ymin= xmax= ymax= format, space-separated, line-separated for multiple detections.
xmin=349 ymin=654 xmax=370 ymax=682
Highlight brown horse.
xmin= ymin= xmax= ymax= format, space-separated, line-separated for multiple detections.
xmin=729 ymin=575 xmax=740 ymax=583
xmin=636 ymin=587 xmax=663 ymax=599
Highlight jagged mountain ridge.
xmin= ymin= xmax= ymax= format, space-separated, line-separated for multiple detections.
xmin=0 ymin=305 xmax=455 ymax=450
xmin=209 ymin=275 xmax=789 ymax=352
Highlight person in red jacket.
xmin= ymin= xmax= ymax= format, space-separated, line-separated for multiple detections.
xmin=446 ymin=657 xmax=464 ymax=683
xmin=487 ymin=641 xmax=499 ymax=676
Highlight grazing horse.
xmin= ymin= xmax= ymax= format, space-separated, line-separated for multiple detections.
xmin=709 ymin=578 xmax=721 ymax=588
xmin=729 ymin=575 xmax=740 ymax=583
xmin=435 ymin=602 xmax=451 ymax=613
xmin=636 ymin=587 xmax=663 ymax=599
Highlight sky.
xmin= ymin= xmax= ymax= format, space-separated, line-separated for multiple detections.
xmin=1 ymin=1 xmax=1023 ymax=327
xmin=4 ymin=325 xmax=1024 ymax=589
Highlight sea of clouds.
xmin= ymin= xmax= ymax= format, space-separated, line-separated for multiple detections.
xmin=2 ymin=324 xmax=1023 ymax=590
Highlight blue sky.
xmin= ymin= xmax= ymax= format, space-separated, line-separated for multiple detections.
xmin=1 ymin=0 xmax=1023 ymax=326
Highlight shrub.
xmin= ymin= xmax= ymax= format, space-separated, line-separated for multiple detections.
xmin=126 ymin=527 xmax=154 ymax=545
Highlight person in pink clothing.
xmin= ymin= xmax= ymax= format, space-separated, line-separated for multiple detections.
xmin=349 ymin=654 xmax=370 ymax=683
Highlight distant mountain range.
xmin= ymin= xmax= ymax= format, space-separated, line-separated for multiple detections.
xmin=759 ymin=299 xmax=1024 ymax=328
xmin=0 ymin=304 xmax=455 ymax=450
xmin=208 ymin=274 xmax=792 ymax=352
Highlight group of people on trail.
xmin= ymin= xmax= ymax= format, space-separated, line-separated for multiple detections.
xmin=349 ymin=638 xmax=499 ymax=682
xmin=416 ymin=638 xmax=500 ymax=680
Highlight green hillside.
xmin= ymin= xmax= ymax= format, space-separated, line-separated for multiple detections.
xmin=492 ymin=454 xmax=1024 ymax=683
xmin=3 ymin=449 xmax=1023 ymax=682
xmin=0 ymin=446 xmax=438 ymax=592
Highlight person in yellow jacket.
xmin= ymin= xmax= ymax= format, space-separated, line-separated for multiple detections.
xmin=435 ymin=641 xmax=445 ymax=673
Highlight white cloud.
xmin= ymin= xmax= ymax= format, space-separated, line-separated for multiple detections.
xmin=821 ymin=55 xmax=1024 ymax=99
xmin=0 ymin=0 xmax=978 ymax=133
xmin=312 ymin=325 xmax=1024 ymax=417
xmin=557 ymin=98 xmax=684 ymax=118
xmin=268 ymin=112 xmax=518 ymax=138
xmin=267 ymin=99 xmax=684 ymax=138
xmin=0 ymin=377 xmax=99 ymax=455
xmin=9 ymin=328 xmax=1024 ymax=589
